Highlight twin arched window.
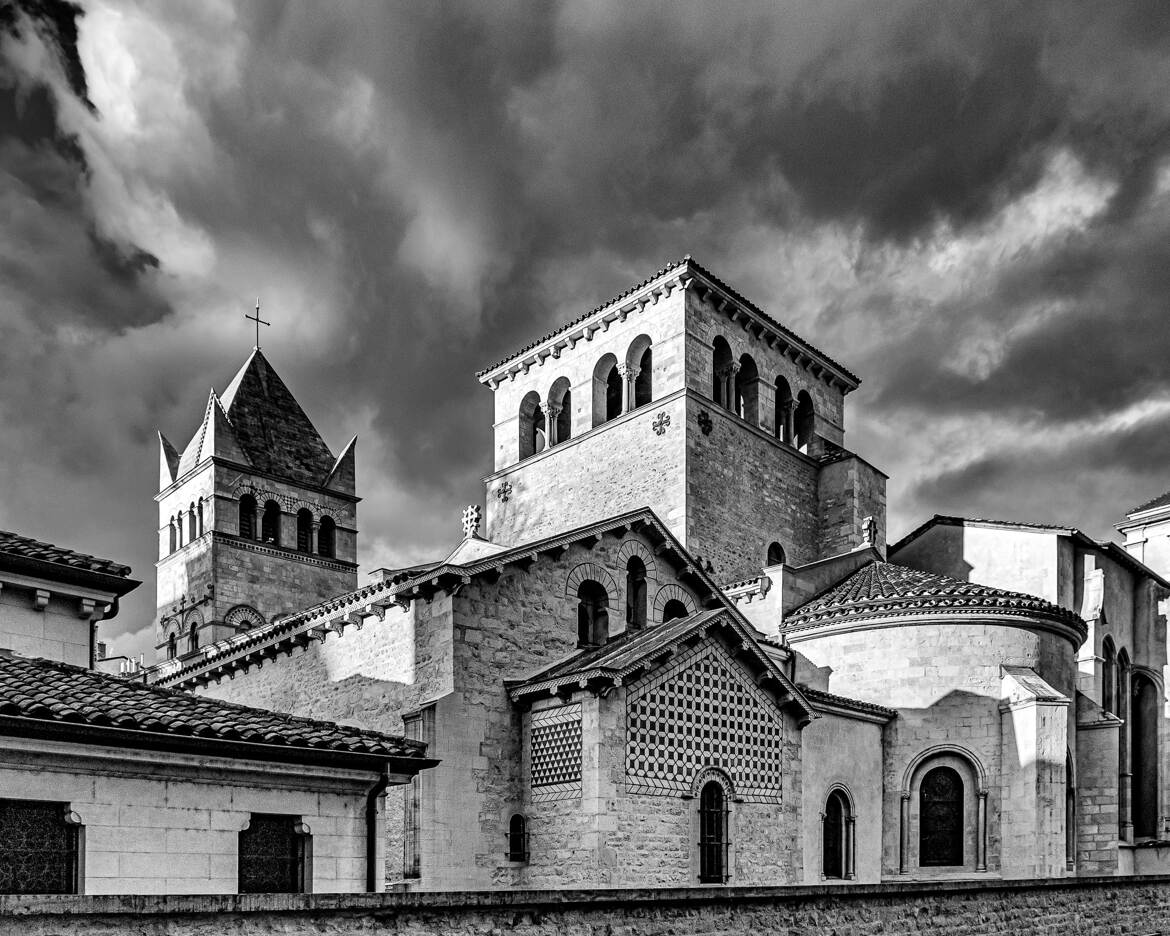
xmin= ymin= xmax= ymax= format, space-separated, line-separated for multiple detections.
xmin=296 ymin=509 xmax=313 ymax=553
xmin=709 ymin=335 xmax=814 ymax=449
xmin=237 ymin=495 xmax=336 ymax=558
xmin=625 ymin=557 xmax=647 ymax=630
xmin=577 ymin=580 xmax=609 ymax=647
xmin=261 ymin=501 xmax=281 ymax=545
xmin=239 ymin=494 xmax=257 ymax=540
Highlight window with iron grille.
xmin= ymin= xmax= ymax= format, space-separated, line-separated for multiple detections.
xmin=698 ymin=781 xmax=729 ymax=884
xmin=238 ymin=814 xmax=308 ymax=893
xmin=0 ymin=799 xmax=80 ymax=895
xmin=506 ymin=814 xmax=529 ymax=863
xmin=402 ymin=705 xmax=434 ymax=879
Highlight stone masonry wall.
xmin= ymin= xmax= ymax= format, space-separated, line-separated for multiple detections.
xmin=9 ymin=877 xmax=1170 ymax=935
xmin=685 ymin=397 xmax=822 ymax=582
xmin=485 ymin=395 xmax=688 ymax=549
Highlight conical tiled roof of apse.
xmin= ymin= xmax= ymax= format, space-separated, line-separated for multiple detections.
xmin=219 ymin=349 xmax=337 ymax=487
xmin=783 ymin=561 xmax=1085 ymax=634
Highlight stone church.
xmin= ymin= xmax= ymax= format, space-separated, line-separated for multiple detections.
xmin=149 ymin=256 xmax=1170 ymax=889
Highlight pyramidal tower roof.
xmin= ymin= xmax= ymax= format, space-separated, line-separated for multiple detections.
xmin=216 ymin=349 xmax=339 ymax=487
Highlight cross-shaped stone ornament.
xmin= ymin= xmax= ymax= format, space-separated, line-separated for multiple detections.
xmin=461 ymin=504 xmax=482 ymax=538
xmin=652 ymin=411 xmax=671 ymax=436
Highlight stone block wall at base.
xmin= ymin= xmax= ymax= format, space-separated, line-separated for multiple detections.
xmin=7 ymin=876 xmax=1170 ymax=936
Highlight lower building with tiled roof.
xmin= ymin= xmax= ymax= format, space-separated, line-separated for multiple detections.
xmin=0 ymin=528 xmax=141 ymax=669
xmin=0 ymin=652 xmax=436 ymax=896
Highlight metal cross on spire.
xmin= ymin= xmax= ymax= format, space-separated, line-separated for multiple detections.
xmin=245 ymin=298 xmax=270 ymax=349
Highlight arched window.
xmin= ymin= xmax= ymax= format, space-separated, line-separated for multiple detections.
xmin=239 ymin=494 xmax=257 ymax=540
xmin=919 ymin=766 xmax=963 ymax=867
xmin=506 ymin=814 xmax=528 ymax=863
xmin=261 ymin=500 xmax=281 ymax=545
xmin=626 ymin=335 xmax=653 ymax=409
xmin=795 ymin=390 xmax=815 ymax=453
xmin=625 ymin=557 xmax=647 ymax=630
xmin=774 ymin=376 xmax=793 ymax=443
xmin=1132 ymin=671 xmax=1159 ymax=839
xmin=735 ymin=354 xmax=759 ymax=424
xmin=168 ymin=517 xmax=177 ymax=554
xmin=662 ymin=599 xmax=689 ymax=623
xmin=296 ymin=509 xmax=313 ymax=553
xmin=823 ymin=789 xmax=852 ymax=879
xmin=698 ymin=781 xmax=728 ymax=883
xmin=1065 ymin=752 xmax=1076 ymax=870
xmin=166 ymin=632 xmax=177 ymax=660
xmin=766 ymin=542 xmax=786 ymax=566
xmin=188 ymin=504 xmax=197 ymax=541
xmin=318 ymin=516 xmax=336 ymax=559
xmin=577 ymin=580 xmax=609 ymax=647
xmin=197 ymin=499 xmax=204 ymax=536
xmin=592 ymin=354 xmax=622 ymax=427
xmin=711 ymin=337 xmax=733 ymax=408
xmin=548 ymin=377 xmax=572 ymax=446
xmin=187 ymin=622 xmax=199 ymax=655
xmin=1102 ymin=636 xmax=1117 ymax=714
xmin=518 ymin=391 xmax=546 ymax=460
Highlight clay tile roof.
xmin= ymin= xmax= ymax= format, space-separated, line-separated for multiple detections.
xmin=0 ymin=655 xmax=428 ymax=762
xmin=218 ymin=349 xmax=336 ymax=487
xmin=784 ymin=561 xmax=1085 ymax=635
xmin=0 ymin=530 xmax=133 ymax=578
xmin=799 ymin=686 xmax=898 ymax=720
xmin=1129 ymin=490 xmax=1170 ymax=515
xmin=476 ymin=256 xmax=860 ymax=387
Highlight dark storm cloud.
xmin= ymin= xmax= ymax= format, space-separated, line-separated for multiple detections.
xmin=7 ymin=0 xmax=1170 ymax=655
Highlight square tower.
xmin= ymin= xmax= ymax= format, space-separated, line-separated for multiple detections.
xmin=154 ymin=349 xmax=358 ymax=662
xmin=479 ymin=257 xmax=886 ymax=584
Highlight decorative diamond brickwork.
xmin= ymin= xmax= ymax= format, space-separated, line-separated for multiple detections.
xmin=531 ymin=704 xmax=583 ymax=801
xmin=626 ymin=641 xmax=784 ymax=802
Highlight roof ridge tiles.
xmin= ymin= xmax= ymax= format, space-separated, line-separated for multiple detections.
xmin=475 ymin=256 xmax=859 ymax=386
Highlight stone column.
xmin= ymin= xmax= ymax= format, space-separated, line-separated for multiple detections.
xmin=899 ymin=793 xmax=910 ymax=873
xmin=784 ymin=400 xmax=797 ymax=444
xmin=546 ymin=403 xmax=563 ymax=446
xmin=310 ymin=519 xmax=320 ymax=554
xmin=845 ymin=816 xmax=856 ymax=880
xmin=618 ymin=365 xmax=639 ymax=413
xmin=977 ymin=790 xmax=988 ymax=871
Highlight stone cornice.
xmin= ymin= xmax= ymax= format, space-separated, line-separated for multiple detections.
xmin=476 ymin=256 xmax=860 ymax=394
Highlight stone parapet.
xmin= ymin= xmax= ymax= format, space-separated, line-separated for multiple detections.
xmin=6 ymin=875 xmax=1170 ymax=935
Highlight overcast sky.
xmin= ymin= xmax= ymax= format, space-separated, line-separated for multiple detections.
xmin=4 ymin=0 xmax=1170 ymax=660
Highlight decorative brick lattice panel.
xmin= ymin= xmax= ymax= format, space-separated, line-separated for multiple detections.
xmin=626 ymin=641 xmax=784 ymax=802
xmin=530 ymin=704 xmax=583 ymax=801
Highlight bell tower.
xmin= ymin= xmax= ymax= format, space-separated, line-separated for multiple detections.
xmin=154 ymin=349 xmax=358 ymax=662
xmin=478 ymin=256 xmax=887 ymax=584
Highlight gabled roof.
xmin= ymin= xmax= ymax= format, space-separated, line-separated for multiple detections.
xmin=0 ymin=654 xmax=434 ymax=772
xmin=176 ymin=391 xmax=251 ymax=478
xmin=151 ymin=507 xmax=735 ymax=690
xmin=891 ymin=514 xmax=1170 ymax=590
xmin=784 ymin=561 xmax=1086 ymax=642
xmin=0 ymin=530 xmax=139 ymax=596
xmin=506 ymin=607 xmax=815 ymax=725
xmin=476 ymin=256 xmax=860 ymax=392
xmin=216 ymin=349 xmax=338 ymax=488
xmin=1127 ymin=490 xmax=1170 ymax=517
xmin=799 ymin=686 xmax=897 ymax=722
